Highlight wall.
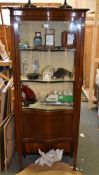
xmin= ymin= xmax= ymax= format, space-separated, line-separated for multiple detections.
xmin=74 ymin=0 xmax=95 ymax=9
xmin=0 ymin=0 xmax=96 ymax=8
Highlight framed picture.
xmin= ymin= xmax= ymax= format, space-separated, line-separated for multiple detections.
xmin=45 ymin=29 xmax=55 ymax=47
xmin=61 ymin=31 xmax=75 ymax=49
xmin=45 ymin=34 xmax=55 ymax=47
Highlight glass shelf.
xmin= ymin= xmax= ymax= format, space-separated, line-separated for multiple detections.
xmin=19 ymin=46 xmax=76 ymax=52
xmin=21 ymin=75 xmax=74 ymax=83
xmin=22 ymin=101 xmax=73 ymax=111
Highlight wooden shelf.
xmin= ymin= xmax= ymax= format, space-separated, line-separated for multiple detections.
xmin=0 ymin=60 xmax=12 ymax=67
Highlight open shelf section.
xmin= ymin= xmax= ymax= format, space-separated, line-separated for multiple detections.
xmin=21 ymin=75 xmax=75 ymax=83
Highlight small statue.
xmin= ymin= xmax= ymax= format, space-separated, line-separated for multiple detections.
xmin=23 ymin=58 xmax=28 ymax=76
xmin=32 ymin=57 xmax=39 ymax=73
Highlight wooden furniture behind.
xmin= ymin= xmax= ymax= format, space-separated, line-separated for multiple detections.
xmin=82 ymin=20 xmax=99 ymax=105
xmin=9 ymin=7 xmax=88 ymax=170
xmin=0 ymin=74 xmax=14 ymax=172
xmin=83 ymin=0 xmax=99 ymax=108
xmin=0 ymin=25 xmax=12 ymax=57
xmin=0 ymin=7 xmax=14 ymax=172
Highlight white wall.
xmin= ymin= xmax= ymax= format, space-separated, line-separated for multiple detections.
xmin=0 ymin=0 xmax=96 ymax=8
xmin=0 ymin=9 xmax=10 ymax=25
xmin=76 ymin=0 xmax=95 ymax=9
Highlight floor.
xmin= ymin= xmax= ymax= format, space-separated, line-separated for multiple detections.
xmin=1 ymin=102 xmax=99 ymax=175
xmin=77 ymin=102 xmax=99 ymax=175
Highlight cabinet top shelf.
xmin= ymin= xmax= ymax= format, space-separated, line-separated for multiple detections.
xmin=8 ymin=7 xmax=89 ymax=12
xmin=8 ymin=7 xmax=89 ymax=21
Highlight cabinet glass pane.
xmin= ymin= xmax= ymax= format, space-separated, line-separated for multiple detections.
xmin=18 ymin=20 xmax=78 ymax=110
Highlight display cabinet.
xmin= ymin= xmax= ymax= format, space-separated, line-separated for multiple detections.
xmin=9 ymin=7 xmax=88 ymax=170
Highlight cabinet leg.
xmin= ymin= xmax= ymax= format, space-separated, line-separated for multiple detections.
xmin=17 ymin=152 xmax=23 ymax=170
xmin=23 ymin=152 xmax=26 ymax=158
xmin=70 ymin=143 xmax=73 ymax=158
xmin=73 ymin=150 xmax=77 ymax=171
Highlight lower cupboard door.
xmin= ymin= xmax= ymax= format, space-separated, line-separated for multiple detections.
xmin=22 ymin=110 xmax=74 ymax=141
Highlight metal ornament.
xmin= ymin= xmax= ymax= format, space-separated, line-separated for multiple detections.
xmin=24 ymin=0 xmax=36 ymax=8
xmin=60 ymin=0 xmax=72 ymax=8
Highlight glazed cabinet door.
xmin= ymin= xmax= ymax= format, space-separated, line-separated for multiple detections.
xmin=17 ymin=18 xmax=82 ymax=150
xmin=22 ymin=109 xmax=74 ymax=141
xmin=19 ymin=20 xmax=78 ymax=110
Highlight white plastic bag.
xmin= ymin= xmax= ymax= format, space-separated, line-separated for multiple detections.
xmin=35 ymin=149 xmax=63 ymax=167
xmin=96 ymin=69 xmax=99 ymax=87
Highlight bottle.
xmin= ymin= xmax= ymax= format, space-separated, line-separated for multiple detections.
xmin=34 ymin=32 xmax=42 ymax=48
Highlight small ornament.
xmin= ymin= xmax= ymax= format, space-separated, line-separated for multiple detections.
xmin=23 ymin=58 xmax=28 ymax=76
xmin=32 ymin=57 xmax=39 ymax=73
xmin=42 ymin=65 xmax=54 ymax=81
xmin=60 ymin=0 xmax=72 ymax=8
xmin=45 ymin=29 xmax=55 ymax=48
xmin=24 ymin=0 xmax=36 ymax=8
xmin=61 ymin=31 xmax=75 ymax=49
xmin=34 ymin=32 xmax=42 ymax=49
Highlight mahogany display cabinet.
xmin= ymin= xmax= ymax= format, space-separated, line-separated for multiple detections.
xmin=9 ymin=6 xmax=88 ymax=170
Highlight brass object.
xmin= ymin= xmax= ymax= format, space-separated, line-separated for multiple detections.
xmin=42 ymin=65 xmax=55 ymax=81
